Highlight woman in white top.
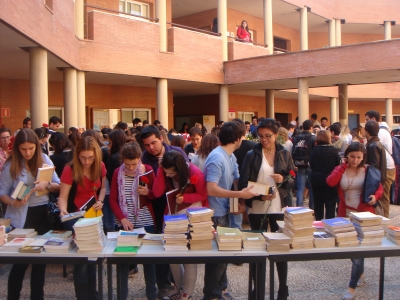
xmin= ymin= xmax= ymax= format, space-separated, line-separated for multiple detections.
xmin=191 ymin=134 xmax=219 ymax=172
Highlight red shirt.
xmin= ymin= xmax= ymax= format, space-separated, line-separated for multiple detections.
xmin=61 ymin=163 xmax=107 ymax=210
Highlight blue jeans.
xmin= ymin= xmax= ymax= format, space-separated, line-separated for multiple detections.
xmin=229 ymin=212 xmax=242 ymax=229
xmin=102 ymin=194 xmax=115 ymax=233
xmin=349 ymin=258 xmax=364 ymax=289
xmin=296 ymin=168 xmax=313 ymax=207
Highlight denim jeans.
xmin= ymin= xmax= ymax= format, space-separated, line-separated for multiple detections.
xmin=102 ymin=194 xmax=115 ymax=233
xmin=203 ymin=215 xmax=229 ymax=299
xmin=296 ymin=168 xmax=313 ymax=207
xmin=349 ymin=258 xmax=364 ymax=289
xmin=229 ymin=212 xmax=242 ymax=229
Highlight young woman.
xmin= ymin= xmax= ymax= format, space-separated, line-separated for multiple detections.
xmin=191 ymin=134 xmax=219 ymax=172
xmin=152 ymin=150 xmax=208 ymax=300
xmin=0 ymin=128 xmax=60 ymax=299
xmin=34 ymin=127 xmax=50 ymax=155
xmin=237 ymin=20 xmax=252 ymax=42
xmin=326 ymin=142 xmax=383 ymax=300
xmin=0 ymin=127 xmax=11 ymax=174
xmin=238 ymin=118 xmax=294 ymax=300
xmin=49 ymin=132 xmax=74 ymax=178
xmin=58 ymin=136 xmax=105 ymax=300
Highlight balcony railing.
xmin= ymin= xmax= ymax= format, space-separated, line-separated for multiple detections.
xmin=167 ymin=22 xmax=221 ymax=37
xmin=227 ymin=35 xmax=268 ymax=48
xmin=84 ymin=4 xmax=159 ymax=22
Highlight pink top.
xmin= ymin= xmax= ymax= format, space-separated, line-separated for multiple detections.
xmin=237 ymin=27 xmax=251 ymax=42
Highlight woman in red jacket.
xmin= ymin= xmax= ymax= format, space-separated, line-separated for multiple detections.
xmin=326 ymin=142 xmax=383 ymax=300
xmin=237 ymin=20 xmax=252 ymax=43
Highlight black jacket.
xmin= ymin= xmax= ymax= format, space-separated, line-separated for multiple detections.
xmin=291 ymin=131 xmax=315 ymax=168
xmin=238 ymin=143 xmax=295 ymax=208
xmin=309 ymin=145 xmax=341 ymax=187
xmin=365 ymin=136 xmax=387 ymax=184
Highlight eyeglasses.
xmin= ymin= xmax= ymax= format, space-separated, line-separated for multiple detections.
xmin=0 ymin=136 xmax=11 ymax=140
xmin=79 ymin=156 xmax=95 ymax=162
xmin=257 ymin=134 xmax=274 ymax=140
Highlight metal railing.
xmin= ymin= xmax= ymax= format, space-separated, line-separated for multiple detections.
xmin=227 ymin=35 xmax=268 ymax=48
xmin=84 ymin=4 xmax=159 ymax=22
xmin=167 ymin=22 xmax=221 ymax=37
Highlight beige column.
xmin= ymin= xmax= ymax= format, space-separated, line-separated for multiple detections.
xmin=298 ymin=78 xmax=309 ymax=125
xmin=266 ymin=89 xmax=274 ymax=118
xmin=29 ymin=47 xmax=48 ymax=129
xmin=328 ymin=20 xmax=336 ymax=47
xmin=74 ymin=0 xmax=84 ymax=39
xmin=384 ymin=21 xmax=392 ymax=40
xmin=156 ymin=0 xmax=167 ymax=52
xmin=335 ymin=19 xmax=342 ymax=46
xmin=218 ymin=0 xmax=228 ymax=61
xmin=338 ymin=84 xmax=348 ymax=125
xmin=156 ymin=78 xmax=168 ymax=127
xmin=219 ymin=85 xmax=229 ymax=122
xmin=76 ymin=71 xmax=86 ymax=129
xmin=330 ymin=97 xmax=338 ymax=124
xmin=386 ymin=98 xmax=393 ymax=129
xmin=300 ymin=7 xmax=308 ymax=51
xmin=263 ymin=0 xmax=273 ymax=54
xmin=63 ymin=68 xmax=78 ymax=134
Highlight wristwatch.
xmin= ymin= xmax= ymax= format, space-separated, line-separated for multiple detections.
xmin=46 ymin=181 xmax=51 ymax=190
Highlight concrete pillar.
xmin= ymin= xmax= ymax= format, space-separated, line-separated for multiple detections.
xmin=330 ymin=97 xmax=338 ymax=124
xmin=75 ymin=0 xmax=84 ymax=39
xmin=218 ymin=0 xmax=228 ymax=61
xmin=266 ymin=89 xmax=274 ymax=118
xmin=156 ymin=78 xmax=168 ymax=127
xmin=63 ymin=68 xmax=78 ymax=134
xmin=386 ymin=98 xmax=393 ymax=130
xmin=76 ymin=71 xmax=86 ymax=129
xmin=29 ymin=47 xmax=48 ymax=129
xmin=300 ymin=7 xmax=308 ymax=51
xmin=298 ymin=78 xmax=309 ymax=125
xmin=263 ymin=0 xmax=273 ymax=54
xmin=328 ymin=20 xmax=336 ymax=47
xmin=338 ymin=84 xmax=348 ymax=125
xmin=384 ymin=21 xmax=392 ymax=40
xmin=156 ymin=0 xmax=167 ymax=52
xmin=219 ymin=85 xmax=229 ymax=122
xmin=335 ymin=19 xmax=342 ymax=46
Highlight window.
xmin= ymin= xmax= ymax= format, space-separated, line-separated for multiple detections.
xmin=121 ymin=108 xmax=151 ymax=126
xmin=274 ymin=37 xmax=289 ymax=51
xmin=48 ymin=107 xmax=64 ymax=130
xmin=119 ymin=1 xmax=149 ymax=17
xmin=238 ymin=112 xmax=254 ymax=123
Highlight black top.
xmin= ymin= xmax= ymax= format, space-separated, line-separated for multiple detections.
xmin=234 ymin=140 xmax=257 ymax=172
xmin=309 ymin=145 xmax=341 ymax=187
xmin=50 ymin=151 xmax=73 ymax=178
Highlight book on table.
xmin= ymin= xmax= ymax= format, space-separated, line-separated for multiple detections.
xmin=216 ymin=227 xmax=242 ymax=240
xmin=0 ymin=238 xmax=35 ymax=252
xmin=142 ymin=233 xmax=163 ymax=245
xmin=322 ymin=217 xmax=355 ymax=232
xmin=349 ymin=212 xmax=382 ymax=227
xmin=283 ymin=207 xmax=314 ymax=219
xmin=73 ymin=216 xmax=106 ymax=253
xmin=61 ymin=196 xmax=100 ymax=222
xmin=10 ymin=181 xmax=31 ymax=200
xmin=216 ymin=237 xmax=242 ymax=251
xmin=186 ymin=207 xmax=214 ymax=223
xmin=42 ymin=230 xmax=73 ymax=239
xmin=114 ymin=246 xmax=140 ymax=254
xmin=44 ymin=237 xmax=75 ymax=253
xmin=266 ymin=243 xmax=290 ymax=252
xmin=8 ymin=228 xmax=37 ymax=241
xmin=35 ymin=164 xmax=55 ymax=196
xmin=313 ymin=232 xmax=335 ymax=248
xmin=19 ymin=246 xmax=44 ymax=253
xmin=189 ymin=239 xmax=212 ymax=250
xmin=283 ymin=224 xmax=315 ymax=238
xmin=242 ymin=232 xmax=266 ymax=250
xmin=262 ymin=232 xmax=293 ymax=245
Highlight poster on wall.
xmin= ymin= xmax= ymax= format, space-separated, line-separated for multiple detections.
xmin=203 ymin=115 xmax=215 ymax=134
xmin=228 ymin=109 xmax=236 ymax=120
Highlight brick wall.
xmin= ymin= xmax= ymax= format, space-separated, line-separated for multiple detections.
xmin=228 ymin=41 xmax=270 ymax=61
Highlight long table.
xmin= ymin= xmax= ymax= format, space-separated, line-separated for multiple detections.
xmin=104 ymin=240 xmax=267 ymax=300
xmin=267 ymin=238 xmax=400 ymax=300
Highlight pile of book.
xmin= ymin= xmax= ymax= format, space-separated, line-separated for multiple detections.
xmin=73 ymin=216 xmax=106 ymax=253
xmin=8 ymin=228 xmax=37 ymax=242
xmin=322 ymin=217 xmax=358 ymax=247
xmin=0 ymin=226 xmax=7 ymax=246
xmin=263 ymin=232 xmax=292 ymax=251
xmin=350 ymin=212 xmax=384 ymax=246
xmin=0 ymin=237 xmax=35 ymax=252
xmin=187 ymin=207 xmax=214 ymax=250
xmin=386 ymin=226 xmax=400 ymax=245
xmin=283 ymin=207 xmax=315 ymax=249
xmin=163 ymin=214 xmax=189 ymax=251
xmin=114 ymin=231 xmax=141 ymax=254
xmin=313 ymin=232 xmax=335 ymax=248
xmin=142 ymin=233 xmax=163 ymax=245
xmin=19 ymin=238 xmax=48 ymax=253
xmin=380 ymin=216 xmax=392 ymax=235
xmin=241 ymin=232 xmax=266 ymax=250
xmin=216 ymin=227 xmax=242 ymax=251
xmin=41 ymin=230 xmax=75 ymax=253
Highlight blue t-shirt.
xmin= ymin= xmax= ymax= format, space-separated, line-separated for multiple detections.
xmin=204 ymin=146 xmax=239 ymax=217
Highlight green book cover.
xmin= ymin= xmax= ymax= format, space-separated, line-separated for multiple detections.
xmin=114 ymin=246 xmax=139 ymax=254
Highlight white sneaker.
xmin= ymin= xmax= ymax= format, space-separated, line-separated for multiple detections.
xmin=342 ymin=291 xmax=355 ymax=300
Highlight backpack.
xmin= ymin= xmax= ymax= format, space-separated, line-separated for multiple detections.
xmin=292 ymin=134 xmax=312 ymax=168
xmin=380 ymin=126 xmax=400 ymax=165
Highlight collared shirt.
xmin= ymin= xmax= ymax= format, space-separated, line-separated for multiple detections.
xmin=141 ymin=143 xmax=188 ymax=173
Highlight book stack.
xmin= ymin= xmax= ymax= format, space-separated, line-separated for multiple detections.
xmin=142 ymin=233 xmax=163 ymax=245
xmin=187 ymin=207 xmax=214 ymax=250
xmin=313 ymin=232 xmax=335 ymax=248
xmin=322 ymin=217 xmax=358 ymax=247
xmin=73 ymin=216 xmax=106 ymax=253
xmin=0 ymin=238 xmax=35 ymax=252
xmin=350 ymin=212 xmax=384 ymax=246
xmin=114 ymin=231 xmax=141 ymax=254
xmin=386 ymin=226 xmax=400 ymax=245
xmin=263 ymin=232 xmax=292 ymax=252
xmin=0 ymin=226 xmax=7 ymax=246
xmin=19 ymin=238 xmax=48 ymax=253
xmin=380 ymin=216 xmax=392 ymax=235
xmin=8 ymin=228 xmax=37 ymax=242
xmin=44 ymin=237 xmax=75 ymax=253
xmin=283 ymin=207 xmax=315 ymax=249
xmin=241 ymin=232 xmax=266 ymax=250
xmin=42 ymin=230 xmax=73 ymax=239
xmin=216 ymin=227 xmax=242 ymax=251
xmin=163 ymin=214 xmax=189 ymax=251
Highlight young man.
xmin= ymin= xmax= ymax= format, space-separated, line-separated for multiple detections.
xmin=310 ymin=113 xmax=320 ymax=127
xmin=13 ymin=117 xmax=31 ymax=136
xmin=249 ymin=116 xmax=258 ymax=137
xmin=133 ymin=118 xmax=142 ymax=128
xmin=203 ymin=121 xmax=258 ymax=300
xmin=320 ymin=117 xmax=328 ymax=130
xmin=49 ymin=116 xmax=62 ymax=132
xmin=184 ymin=127 xmax=202 ymax=161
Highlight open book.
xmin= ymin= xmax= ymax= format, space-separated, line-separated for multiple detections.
xmin=35 ymin=164 xmax=55 ymax=196
xmin=61 ymin=196 xmax=101 ymax=222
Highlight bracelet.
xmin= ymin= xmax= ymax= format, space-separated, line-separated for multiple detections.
xmin=11 ymin=200 xmax=16 ymax=208
xmin=46 ymin=181 xmax=51 ymax=190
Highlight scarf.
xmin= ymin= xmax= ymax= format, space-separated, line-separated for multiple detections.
xmin=117 ymin=161 xmax=142 ymax=220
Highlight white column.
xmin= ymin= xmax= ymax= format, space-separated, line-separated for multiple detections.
xmin=266 ymin=89 xmax=274 ymax=118
xmin=219 ymin=85 xmax=229 ymax=122
xmin=156 ymin=78 xmax=168 ymax=127
xmin=156 ymin=0 xmax=167 ymax=52
xmin=63 ymin=68 xmax=78 ymax=134
xmin=384 ymin=21 xmax=392 ymax=40
xmin=328 ymin=20 xmax=336 ymax=47
xmin=338 ymin=84 xmax=348 ymax=125
xmin=77 ymin=71 xmax=86 ymax=129
xmin=75 ymin=0 xmax=84 ymax=39
xmin=218 ymin=0 xmax=228 ymax=61
xmin=330 ymin=97 xmax=338 ymax=124
xmin=335 ymin=19 xmax=342 ymax=46
xmin=29 ymin=47 xmax=48 ymax=129
xmin=386 ymin=98 xmax=393 ymax=130
xmin=263 ymin=0 xmax=273 ymax=54
xmin=298 ymin=78 xmax=309 ymax=125
xmin=300 ymin=7 xmax=308 ymax=51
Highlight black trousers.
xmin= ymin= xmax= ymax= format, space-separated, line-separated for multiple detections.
xmin=311 ymin=183 xmax=338 ymax=221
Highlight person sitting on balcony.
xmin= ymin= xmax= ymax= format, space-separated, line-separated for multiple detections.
xmin=237 ymin=20 xmax=252 ymax=43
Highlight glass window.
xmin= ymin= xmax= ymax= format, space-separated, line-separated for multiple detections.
xmin=238 ymin=112 xmax=254 ymax=123
xmin=119 ymin=1 xmax=149 ymax=17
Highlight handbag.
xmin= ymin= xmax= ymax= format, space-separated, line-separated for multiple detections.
xmin=362 ymin=165 xmax=381 ymax=204
xmin=46 ymin=192 xmax=63 ymax=230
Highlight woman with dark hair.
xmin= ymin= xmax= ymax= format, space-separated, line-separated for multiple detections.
xmin=58 ymin=136 xmax=105 ymax=300
xmin=191 ymin=134 xmax=219 ymax=172
xmin=0 ymin=128 xmax=60 ymax=299
xmin=68 ymin=127 xmax=78 ymax=135
xmin=49 ymin=132 xmax=74 ymax=177
xmin=238 ymin=118 xmax=294 ymax=300
xmin=309 ymin=130 xmax=341 ymax=220
xmin=327 ymin=142 xmax=383 ymax=300
xmin=211 ymin=17 xmax=218 ymax=33
xmin=152 ymin=150 xmax=207 ymax=300
xmin=68 ymin=131 xmax=81 ymax=147
xmin=237 ymin=20 xmax=252 ymax=42
xmin=0 ymin=127 xmax=11 ymax=175
xmin=34 ymin=127 xmax=50 ymax=155
xmin=170 ymin=135 xmax=186 ymax=151
xmin=179 ymin=122 xmax=189 ymax=134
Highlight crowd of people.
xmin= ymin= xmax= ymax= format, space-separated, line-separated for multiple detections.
xmin=0 ymin=110 xmax=397 ymax=300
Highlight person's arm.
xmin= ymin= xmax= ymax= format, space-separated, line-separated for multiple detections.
xmin=326 ymin=163 xmax=347 ymax=187
xmin=179 ymin=165 xmax=207 ymax=204
xmin=58 ymin=182 xmax=72 ymax=217
xmin=207 ymin=182 xmax=258 ymax=199
xmin=109 ymin=168 xmax=126 ymax=221
xmin=238 ymin=152 xmax=264 ymax=202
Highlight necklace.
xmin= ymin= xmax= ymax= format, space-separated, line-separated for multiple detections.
xmin=345 ymin=169 xmax=358 ymax=201
xmin=264 ymin=148 xmax=273 ymax=155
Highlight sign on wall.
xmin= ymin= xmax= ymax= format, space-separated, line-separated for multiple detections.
xmin=1 ymin=108 xmax=10 ymax=117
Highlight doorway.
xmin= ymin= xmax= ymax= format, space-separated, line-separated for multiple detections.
xmin=275 ymin=113 xmax=290 ymax=127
